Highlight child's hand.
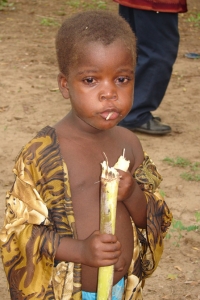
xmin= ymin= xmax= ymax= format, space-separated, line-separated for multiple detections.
xmin=81 ymin=231 xmax=121 ymax=267
xmin=117 ymin=170 xmax=135 ymax=202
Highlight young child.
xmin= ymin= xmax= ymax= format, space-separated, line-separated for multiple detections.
xmin=0 ymin=10 xmax=172 ymax=300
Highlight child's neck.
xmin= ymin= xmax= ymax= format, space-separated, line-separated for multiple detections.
xmin=55 ymin=111 xmax=114 ymax=141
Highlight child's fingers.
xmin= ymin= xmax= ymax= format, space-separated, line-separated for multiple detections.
xmin=101 ymin=240 xmax=121 ymax=253
xmin=117 ymin=171 xmax=135 ymax=201
xmin=97 ymin=247 xmax=121 ymax=266
xmin=99 ymin=256 xmax=121 ymax=266
xmin=99 ymin=233 xmax=119 ymax=244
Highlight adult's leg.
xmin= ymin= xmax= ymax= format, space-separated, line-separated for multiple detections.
xmin=119 ymin=5 xmax=179 ymax=130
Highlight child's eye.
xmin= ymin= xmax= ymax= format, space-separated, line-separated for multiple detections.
xmin=83 ymin=77 xmax=96 ymax=84
xmin=117 ymin=77 xmax=130 ymax=84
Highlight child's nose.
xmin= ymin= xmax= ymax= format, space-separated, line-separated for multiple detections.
xmin=99 ymin=82 xmax=117 ymax=102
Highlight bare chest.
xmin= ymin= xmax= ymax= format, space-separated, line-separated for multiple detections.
xmin=58 ymin=137 xmax=127 ymax=239
xmin=59 ymin=141 xmax=104 ymax=238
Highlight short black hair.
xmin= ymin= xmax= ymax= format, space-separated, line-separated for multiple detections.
xmin=55 ymin=10 xmax=136 ymax=76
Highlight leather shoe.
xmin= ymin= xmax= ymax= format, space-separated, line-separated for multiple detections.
xmin=133 ymin=118 xmax=171 ymax=135
xmin=153 ymin=116 xmax=161 ymax=122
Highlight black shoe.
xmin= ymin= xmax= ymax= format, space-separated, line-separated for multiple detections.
xmin=132 ymin=118 xmax=171 ymax=135
xmin=118 ymin=115 xmax=161 ymax=127
xmin=153 ymin=116 xmax=161 ymax=122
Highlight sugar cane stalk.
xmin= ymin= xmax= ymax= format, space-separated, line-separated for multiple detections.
xmin=97 ymin=150 xmax=130 ymax=300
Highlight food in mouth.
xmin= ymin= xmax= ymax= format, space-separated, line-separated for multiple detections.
xmin=106 ymin=112 xmax=113 ymax=120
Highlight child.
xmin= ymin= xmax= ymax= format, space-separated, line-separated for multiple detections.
xmin=0 ymin=10 xmax=172 ymax=300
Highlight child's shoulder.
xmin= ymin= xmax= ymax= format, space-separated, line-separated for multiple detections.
xmin=112 ymin=126 xmax=144 ymax=168
xmin=113 ymin=125 xmax=141 ymax=145
xmin=15 ymin=126 xmax=57 ymax=161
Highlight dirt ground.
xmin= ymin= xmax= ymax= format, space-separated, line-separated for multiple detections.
xmin=0 ymin=0 xmax=200 ymax=299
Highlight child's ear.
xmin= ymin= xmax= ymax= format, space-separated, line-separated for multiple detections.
xmin=57 ymin=73 xmax=70 ymax=99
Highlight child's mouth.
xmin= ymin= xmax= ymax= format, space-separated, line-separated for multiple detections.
xmin=100 ymin=111 xmax=120 ymax=121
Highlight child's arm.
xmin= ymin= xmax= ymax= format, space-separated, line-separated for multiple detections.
xmin=117 ymin=151 xmax=172 ymax=279
xmin=117 ymin=170 xmax=147 ymax=228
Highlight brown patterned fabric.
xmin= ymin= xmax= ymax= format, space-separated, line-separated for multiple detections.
xmin=0 ymin=126 xmax=172 ymax=299
xmin=113 ymin=0 xmax=187 ymax=13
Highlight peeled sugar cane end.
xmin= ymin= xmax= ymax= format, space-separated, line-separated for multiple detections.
xmin=113 ymin=149 xmax=130 ymax=172
xmin=101 ymin=160 xmax=119 ymax=179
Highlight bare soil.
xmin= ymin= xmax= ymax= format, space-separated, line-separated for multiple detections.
xmin=0 ymin=0 xmax=200 ymax=299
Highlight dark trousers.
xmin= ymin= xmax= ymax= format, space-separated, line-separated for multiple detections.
xmin=119 ymin=5 xmax=179 ymax=127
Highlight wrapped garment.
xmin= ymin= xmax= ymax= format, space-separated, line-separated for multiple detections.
xmin=0 ymin=126 xmax=172 ymax=299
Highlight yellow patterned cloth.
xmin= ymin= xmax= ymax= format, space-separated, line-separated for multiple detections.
xmin=0 ymin=126 xmax=172 ymax=300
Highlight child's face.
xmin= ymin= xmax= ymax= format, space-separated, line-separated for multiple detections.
xmin=59 ymin=40 xmax=135 ymax=131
